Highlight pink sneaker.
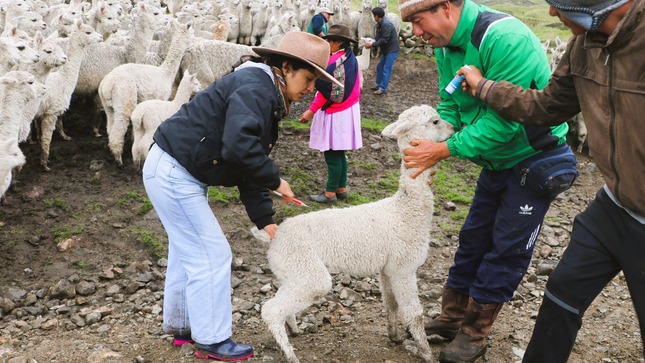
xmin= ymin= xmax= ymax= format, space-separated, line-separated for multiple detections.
xmin=173 ymin=334 xmax=194 ymax=346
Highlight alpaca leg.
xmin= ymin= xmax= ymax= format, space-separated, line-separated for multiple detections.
xmin=55 ymin=116 xmax=72 ymax=141
xmin=389 ymin=272 xmax=434 ymax=362
xmin=104 ymin=105 xmax=115 ymax=139
xmin=262 ymin=286 xmax=311 ymax=363
xmin=108 ymin=112 xmax=128 ymax=166
xmin=132 ymin=140 xmax=144 ymax=171
xmin=261 ymin=270 xmax=332 ymax=363
xmin=38 ymin=113 xmax=58 ymax=171
xmin=286 ymin=314 xmax=299 ymax=335
xmin=380 ymin=272 xmax=404 ymax=343
xmin=108 ymin=99 xmax=135 ymax=167
xmin=93 ymin=93 xmax=104 ymax=137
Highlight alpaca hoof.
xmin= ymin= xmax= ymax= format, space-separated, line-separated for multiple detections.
xmin=387 ymin=326 xmax=405 ymax=344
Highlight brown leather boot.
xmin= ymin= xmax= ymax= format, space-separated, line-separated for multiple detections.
xmin=439 ymin=297 xmax=503 ymax=363
xmin=425 ymin=285 xmax=469 ymax=340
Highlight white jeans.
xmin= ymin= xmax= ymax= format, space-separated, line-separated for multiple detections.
xmin=143 ymin=143 xmax=232 ymax=344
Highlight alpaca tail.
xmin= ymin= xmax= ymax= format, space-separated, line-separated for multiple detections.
xmin=250 ymin=226 xmax=271 ymax=244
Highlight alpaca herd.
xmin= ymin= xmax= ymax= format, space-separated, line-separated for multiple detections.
xmin=0 ymin=0 xmax=405 ymax=190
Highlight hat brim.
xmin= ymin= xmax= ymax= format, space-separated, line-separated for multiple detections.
xmin=252 ymin=46 xmax=344 ymax=88
xmin=322 ymin=34 xmax=358 ymax=44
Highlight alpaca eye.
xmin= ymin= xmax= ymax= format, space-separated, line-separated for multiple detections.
xmin=432 ymin=119 xmax=439 ymax=125
xmin=45 ymin=49 xmax=52 ymax=53
xmin=18 ymin=45 xmax=25 ymax=50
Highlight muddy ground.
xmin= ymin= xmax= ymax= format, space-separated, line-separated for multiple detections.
xmin=0 ymin=55 xmax=642 ymax=363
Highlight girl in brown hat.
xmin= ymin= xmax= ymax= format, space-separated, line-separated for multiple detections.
xmin=300 ymin=24 xmax=363 ymax=203
xmin=142 ymin=32 xmax=341 ymax=361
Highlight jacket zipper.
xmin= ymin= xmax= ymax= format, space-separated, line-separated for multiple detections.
xmin=605 ymin=48 xmax=620 ymax=199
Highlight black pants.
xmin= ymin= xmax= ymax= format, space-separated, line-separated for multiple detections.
xmin=523 ymin=188 xmax=645 ymax=362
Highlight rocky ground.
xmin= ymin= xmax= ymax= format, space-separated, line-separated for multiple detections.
xmin=0 ymin=56 xmax=643 ymax=363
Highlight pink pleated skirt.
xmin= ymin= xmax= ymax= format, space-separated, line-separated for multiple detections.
xmin=308 ymin=103 xmax=363 ymax=152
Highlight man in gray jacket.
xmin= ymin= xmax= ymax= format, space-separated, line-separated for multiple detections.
xmin=458 ymin=0 xmax=644 ymax=361
xmin=365 ymin=7 xmax=400 ymax=95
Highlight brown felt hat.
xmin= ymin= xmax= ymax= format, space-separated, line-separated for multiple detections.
xmin=322 ymin=24 xmax=357 ymax=44
xmin=253 ymin=32 xmax=343 ymax=87
xmin=398 ymin=0 xmax=446 ymax=22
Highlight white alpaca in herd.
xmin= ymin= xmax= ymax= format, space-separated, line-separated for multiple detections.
xmin=99 ymin=21 xmax=193 ymax=166
xmin=35 ymin=20 xmax=103 ymax=171
xmin=129 ymin=70 xmax=201 ymax=170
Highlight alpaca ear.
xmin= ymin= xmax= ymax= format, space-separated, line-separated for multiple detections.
xmin=47 ymin=30 xmax=60 ymax=40
xmin=34 ymin=31 xmax=44 ymax=46
xmin=0 ymin=76 xmax=19 ymax=86
xmin=382 ymin=118 xmax=415 ymax=138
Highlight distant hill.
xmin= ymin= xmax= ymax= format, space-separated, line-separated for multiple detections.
xmin=353 ymin=0 xmax=570 ymax=42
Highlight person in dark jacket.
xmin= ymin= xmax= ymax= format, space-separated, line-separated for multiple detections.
xmin=365 ymin=6 xmax=400 ymax=95
xmin=142 ymin=32 xmax=342 ymax=361
xmin=398 ymin=0 xmax=575 ymax=361
xmin=307 ymin=6 xmax=334 ymax=37
xmin=457 ymin=0 xmax=643 ymax=362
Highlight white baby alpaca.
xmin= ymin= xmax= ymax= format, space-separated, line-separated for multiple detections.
xmin=252 ymin=105 xmax=454 ymax=363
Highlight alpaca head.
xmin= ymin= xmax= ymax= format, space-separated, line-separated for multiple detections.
xmin=382 ymin=105 xmax=454 ymax=182
xmin=0 ymin=138 xmax=26 ymax=172
xmin=0 ymin=36 xmax=39 ymax=65
xmin=382 ymin=105 xmax=454 ymax=151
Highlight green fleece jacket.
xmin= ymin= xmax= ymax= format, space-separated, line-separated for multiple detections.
xmin=438 ymin=0 xmax=568 ymax=171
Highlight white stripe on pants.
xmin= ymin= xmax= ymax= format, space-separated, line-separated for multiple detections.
xmin=143 ymin=144 xmax=232 ymax=344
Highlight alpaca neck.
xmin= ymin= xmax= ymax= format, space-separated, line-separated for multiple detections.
xmin=0 ymin=59 xmax=15 ymax=75
xmin=393 ymin=161 xmax=435 ymax=211
xmin=160 ymin=34 xmax=188 ymax=74
xmin=172 ymin=81 xmax=194 ymax=105
xmin=0 ymin=88 xmax=31 ymax=138
xmin=124 ymin=12 xmax=156 ymax=63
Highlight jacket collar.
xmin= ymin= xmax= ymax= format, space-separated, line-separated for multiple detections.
xmin=583 ymin=0 xmax=641 ymax=49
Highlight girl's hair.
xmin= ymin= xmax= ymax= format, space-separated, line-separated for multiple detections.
xmin=265 ymin=55 xmax=317 ymax=74
xmin=230 ymin=54 xmax=318 ymax=75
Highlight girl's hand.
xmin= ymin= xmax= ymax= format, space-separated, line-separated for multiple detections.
xmin=299 ymin=110 xmax=314 ymax=123
xmin=263 ymin=224 xmax=277 ymax=240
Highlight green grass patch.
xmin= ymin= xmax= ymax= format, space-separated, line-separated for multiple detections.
xmin=433 ymin=158 xmax=479 ymax=204
xmin=362 ymin=117 xmax=391 ymax=132
xmin=281 ymin=118 xmax=310 ymax=131
xmin=138 ymin=198 xmax=153 ymax=215
xmin=207 ymin=186 xmax=240 ymax=205
xmin=52 ymin=225 xmax=82 ymax=243
xmin=352 ymin=161 xmax=378 ymax=170
xmin=44 ymin=197 xmax=67 ymax=211
xmin=129 ymin=227 xmax=167 ymax=259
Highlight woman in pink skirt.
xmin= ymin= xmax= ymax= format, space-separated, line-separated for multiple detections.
xmin=299 ymin=24 xmax=363 ymax=203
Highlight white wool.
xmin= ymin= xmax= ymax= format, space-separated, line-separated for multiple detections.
xmin=252 ymin=105 xmax=454 ymax=363
xmin=99 ymin=21 xmax=193 ymax=166
xmin=130 ymin=70 xmax=200 ymax=169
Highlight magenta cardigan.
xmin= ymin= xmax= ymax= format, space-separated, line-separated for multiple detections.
xmin=308 ymin=50 xmax=362 ymax=114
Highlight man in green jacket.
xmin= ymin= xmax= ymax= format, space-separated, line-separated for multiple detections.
xmin=398 ymin=0 xmax=575 ymax=361
xmin=458 ymin=0 xmax=643 ymax=361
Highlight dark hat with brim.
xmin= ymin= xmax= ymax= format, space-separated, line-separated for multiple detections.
xmin=322 ymin=24 xmax=357 ymax=44
xmin=253 ymin=31 xmax=343 ymax=87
